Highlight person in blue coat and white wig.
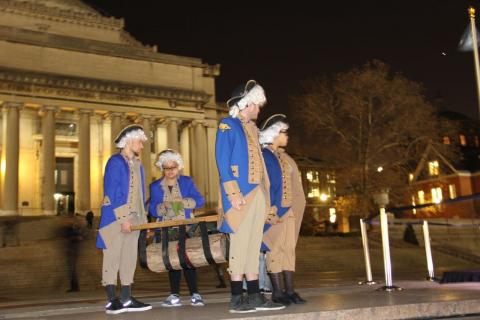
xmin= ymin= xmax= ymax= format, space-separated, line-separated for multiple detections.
xmin=149 ymin=149 xmax=206 ymax=307
xmin=259 ymin=114 xmax=307 ymax=305
xmin=96 ymin=124 xmax=152 ymax=314
xmin=216 ymin=80 xmax=285 ymax=313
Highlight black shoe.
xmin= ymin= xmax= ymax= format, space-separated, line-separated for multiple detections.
xmin=272 ymin=292 xmax=291 ymax=306
xmin=105 ymin=298 xmax=126 ymax=315
xmin=288 ymin=292 xmax=306 ymax=304
xmin=248 ymin=293 xmax=285 ymax=311
xmin=122 ymin=297 xmax=152 ymax=312
xmin=229 ymin=294 xmax=256 ymax=314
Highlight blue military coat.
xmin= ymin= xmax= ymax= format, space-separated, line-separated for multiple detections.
xmin=148 ymin=175 xmax=205 ymax=219
xmin=215 ymin=116 xmax=267 ymax=233
xmin=261 ymin=147 xmax=291 ymax=251
xmin=96 ymin=153 xmax=146 ymax=249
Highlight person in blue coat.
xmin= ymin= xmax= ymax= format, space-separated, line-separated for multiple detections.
xmin=216 ymin=80 xmax=284 ymax=314
xmin=96 ymin=124 xmax=152 ymax=315
xmin=149 ymin=149 xmax=206 ymax=307
xmin=260 ymin=114 xmax=307 ymax=305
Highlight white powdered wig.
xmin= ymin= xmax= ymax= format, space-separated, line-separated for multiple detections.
xmin=115 ymin=129 xmax=148 ymax=148
xmin=259 ymin=121 xmax=289 ymax=145
xmin=229 ymin=85 xmax=267 ymax=118
xmin=155 ymin=150 xmax=184 ymax=171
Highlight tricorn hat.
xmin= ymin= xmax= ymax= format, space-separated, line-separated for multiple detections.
xmin=259 ymin=114 xmax=289 ymax=145
xmin=114 ymin=124 xmax=147 ymax=148
xmin=226 ymin=80 xmax=266 ymax=118
xmin=259 ymin=114 xmax=287 ymax=131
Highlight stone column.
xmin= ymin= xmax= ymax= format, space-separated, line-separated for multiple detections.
xmin=1 ymin=102 xmax=21 ymax=215
xmin=41 ymin=106 xmax=57 ymax=215
xmin=139 ymin=115 xmax=152 ymax=196
xmin=109 ymin=112 xmax=123 ymax=154
xmin=77 ymin=109 xmax=91 ymax=213
xmin=193 ymin=120 xmax=208 ymax=198
xmin=166 ymin=118 xmax=180 ymax=151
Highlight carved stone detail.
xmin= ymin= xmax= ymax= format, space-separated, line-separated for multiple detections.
xmin=0 ymin=68 xmax=212 ymax=104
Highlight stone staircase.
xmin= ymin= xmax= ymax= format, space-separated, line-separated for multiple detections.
xmin=1 ymin=217 xmax=480 ymax=297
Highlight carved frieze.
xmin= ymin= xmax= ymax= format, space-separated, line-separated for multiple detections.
xmin=0 ymin=68 xmax=211 ymax=105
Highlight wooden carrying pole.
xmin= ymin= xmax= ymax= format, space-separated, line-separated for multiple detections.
xmin=131 ymin=215 xmax=219 ymax=231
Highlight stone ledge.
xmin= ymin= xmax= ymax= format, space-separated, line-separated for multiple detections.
xmin=2 ymin=283 xmax=480 ymax=320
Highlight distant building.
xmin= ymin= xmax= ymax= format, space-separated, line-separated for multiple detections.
xmin=293 ymin=155 xmax=338 ymax=234
xmin=0 ymin=0 xmax=222 ymax=216
xmin=403 ymin=111 xmax=480 ymax=218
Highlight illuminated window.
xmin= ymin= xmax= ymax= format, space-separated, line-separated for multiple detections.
xmin=411 ymin=196 xmax=416 ymax=215
xmin=329 ymin=208 xmax=336 ymax=223
xmin=306 ymin=171 xmax=313 ymax=181
xmin=308 ymin=187 xmax=320 ymax=198
xmin=306 ymin=171 xmax=319 ymax=183
xmin=442 ymin=136 xmax=451 ymax=145
xmin=428 ymin=161 xmax=439 ymax=176
xmin=449 ymin=184 xmax=457 ymax=199
xmin=55 ymin=122 xmax=76 ymax=136
xmin=418 ymin=190 xmax=425 ymax=204
xmin=431 ymin=187 xmax=443 ymax=204
xmin=459 ymin=134 xmax=467 ymax=146
xmin=408 ymin=173 xmax=414 ymax=182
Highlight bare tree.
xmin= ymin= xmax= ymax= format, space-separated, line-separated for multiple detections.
xmin=289 ymin=60 xmax=458 ymax=218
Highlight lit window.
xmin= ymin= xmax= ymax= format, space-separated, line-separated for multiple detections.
xmin=449 ymin=184 xmax=457 ymax=199
xmin=418 ymin=190 xmax=425 ymax=204
xmin=308 ymin=187 xmax=320 ymax=198
xmin=408 ymin=173 xmax=414 ymax=182
xmin=431 ymin=187 xmax=443 ymax=204
xmin=428 ymin=161 xmax=439 ymax=176
xmin=443 ymin=136 xmax=451 ymax=145
xmin=306 ymin=171 xmax=313 ymax=181
xmin=411 ymin=196 xmax=416 ymax=215
xmin=329 ymin=208 xmax=336 ymax=223
xmin=459 ymin=134 xmax=467 ymax=146
xmin=55 ymin=122 xmax=77 ymax=136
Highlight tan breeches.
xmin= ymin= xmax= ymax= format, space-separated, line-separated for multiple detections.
xmin=102 ymin=229 xmax=140 ymax=286
xmin=228 ymin=188 xmax=266 ymax=275
xmin=266 ymin=213 xmax=296 ymax=273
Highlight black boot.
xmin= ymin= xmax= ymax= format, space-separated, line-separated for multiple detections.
xmin=268 ymin=272 xmax=290 ymax=306
xmin=283 ymin=271 xmax=306 ymax=304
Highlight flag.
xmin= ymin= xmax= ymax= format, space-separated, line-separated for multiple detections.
xmin=458 ymin=24 xmax=480 ymax=51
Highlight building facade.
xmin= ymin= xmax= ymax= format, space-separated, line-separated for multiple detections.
xmin=404 ymin=112 xmax=480 ymax=218
xmin=0 ymin=0 xmax=222 ymax=216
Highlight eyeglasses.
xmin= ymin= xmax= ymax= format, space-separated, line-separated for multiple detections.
xmin=163 ymin=166 xmax=178 ymax=171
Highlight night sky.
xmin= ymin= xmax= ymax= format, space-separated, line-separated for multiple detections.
xmin=84 ymin=0 xmax=480 ymax=120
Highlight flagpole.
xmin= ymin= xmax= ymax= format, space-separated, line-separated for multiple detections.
xmin=469 ymin=7 xmax=480 ymax=117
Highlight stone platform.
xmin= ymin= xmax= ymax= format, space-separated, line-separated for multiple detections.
xmin=2 ymin=281 xmax=480 ymax=320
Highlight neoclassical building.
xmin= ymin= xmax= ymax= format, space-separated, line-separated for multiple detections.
xmin=0 ymin=0 xmax=224 ymax=216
